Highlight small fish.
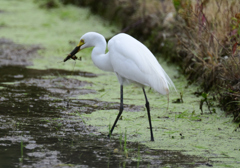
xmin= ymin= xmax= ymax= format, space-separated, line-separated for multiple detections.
xmin=71 ymin=55 xmax=78 ymax=60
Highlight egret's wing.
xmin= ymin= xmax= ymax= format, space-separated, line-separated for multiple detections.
xmin=108 ymin=33 xmax=176 ymax=95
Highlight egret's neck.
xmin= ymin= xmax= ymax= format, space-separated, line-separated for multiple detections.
xmin=91 ymin=41 xmax=113 ymax=72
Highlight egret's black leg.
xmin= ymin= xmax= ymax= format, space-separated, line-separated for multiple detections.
xmin=143 ymin=88 xmax=154 ymax=141
xmin=108 ymin=85 xmax=124 ymax=138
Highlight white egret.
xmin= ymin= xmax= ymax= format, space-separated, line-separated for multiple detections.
xmin=64 ymin=32 xmax=176 ymax=141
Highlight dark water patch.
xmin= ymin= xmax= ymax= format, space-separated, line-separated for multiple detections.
xmin=0 ymin=115 xmax=206 ymax=168
xmin=0 ymin=82 xmax=137 ymax=118
xmin=0 ymin=84 xmax=62 ymax=117
xmin=0 ymin=129 xmax=206 ymax=168
xmin=0 ymin=65 xmax=97 ymax=83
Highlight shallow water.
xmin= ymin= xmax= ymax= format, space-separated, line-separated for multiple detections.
xmin=0 ymin=39 xmax=207 ymax=167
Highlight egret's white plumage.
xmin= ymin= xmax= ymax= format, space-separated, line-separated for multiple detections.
xmin=78 ymin=32 xmax=176 ymax=94
xmin=65 ymin=32 xmax=176 ymax=141
xmin=108 ymin=33 xmax=175 ymax=95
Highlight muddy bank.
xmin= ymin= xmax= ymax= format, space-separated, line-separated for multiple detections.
xmin=0 ymin=38 xmax=41 ymax=66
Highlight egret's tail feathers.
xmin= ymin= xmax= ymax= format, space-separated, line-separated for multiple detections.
xmin=150 ymin=68 xmax=177 ymax=95
xmin=150 ymin=76 xmax=170 ymax=95
xmin=163 ymin=70 xmax=177 ymax=93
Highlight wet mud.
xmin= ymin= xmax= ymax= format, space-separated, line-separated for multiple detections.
xmin=0 ymin=39 xmax=208 ymax=167
xmin=0 ymin=38 xmax=41 ymax=66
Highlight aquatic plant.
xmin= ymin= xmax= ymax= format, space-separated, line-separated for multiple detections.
xmin=124 ymin=128 xmax=128 ymax=158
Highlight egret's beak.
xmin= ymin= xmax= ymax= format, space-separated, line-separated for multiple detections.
xmin=63 ymin=40 xmax=84 ymax=62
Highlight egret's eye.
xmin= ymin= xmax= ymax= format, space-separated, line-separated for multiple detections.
xmin=78 ymin=39 xmax=85 ymax=47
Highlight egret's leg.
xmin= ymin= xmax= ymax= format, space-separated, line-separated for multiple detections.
xmin=143 ymin=88 xmax=154 ymax=141
xmin=108 ymin=85 xmax=124 ymax=138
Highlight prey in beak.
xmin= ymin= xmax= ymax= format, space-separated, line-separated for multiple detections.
xmin=63 ymin=40 xmax=84 ymax=62
xmin=63 ymin=46 xmax=80 ymax=62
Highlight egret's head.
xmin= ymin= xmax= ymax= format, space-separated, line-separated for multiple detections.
xmin=79 ymin=32 xmax=100 ymax=49
xmin=63 ymin=32 xmax=102 ymax=62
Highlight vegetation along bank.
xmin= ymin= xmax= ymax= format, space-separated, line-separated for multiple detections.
xmin=38 ymin=0 xmax=240 ymax=122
